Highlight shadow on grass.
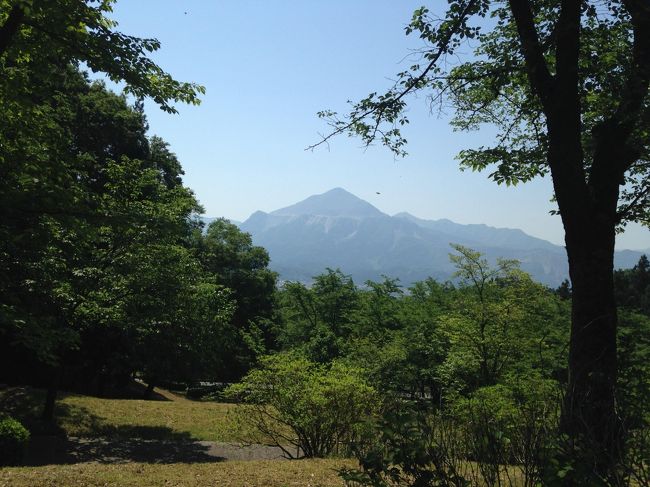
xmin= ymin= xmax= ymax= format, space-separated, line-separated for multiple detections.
xmin=25 ymin=435 xmax=225 ymax=465
xmin=0 ymin=387 xmax=179 ymax=439
xmin=0 ymin=387 xmax=226 ymax=465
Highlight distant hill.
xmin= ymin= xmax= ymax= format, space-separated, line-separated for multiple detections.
xmin=229 ymin=188 xmax=645 ymax=286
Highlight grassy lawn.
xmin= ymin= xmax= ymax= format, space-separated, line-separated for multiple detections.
xmin=0 ymin=387 xmax=356 ymax=486
xmin=0 ymin=459 xmax=354 ymax=487
xmin=0 ymin=386 xmax=250 ymax=442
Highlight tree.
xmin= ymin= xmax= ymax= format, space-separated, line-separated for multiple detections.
xmin=196 ymin=219 xmax=278 ymax=379
xmin=614 ymin=254 xmax=650 ymax=314
xmin=0 ymin=0 xmax=203 ymax=113
xmin=1 ymin=0 xmax=207 ymax=414
xmin=314 ymin=0 xmax=649 ymax=479
xmin=279 ymin=269 xmax=359 ymax=363
xmin=0 ymin=65 xmax=213 ymax=416
xmin=441 ymin=246 xmax=568 ymax=395
xmin=360 ymin=276 xmax=404 ymax=334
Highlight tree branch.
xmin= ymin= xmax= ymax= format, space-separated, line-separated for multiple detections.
xmin=614 ymin=0 xmax=650 ymax=170
xmin=617 ymin=184 xmax=650 ymax=223
xmin=554 ymin=0 xmax=581 ymax=102
xmin=306 ymin=0 xmax=480 ymax=152
xmin=590 ymin=0 xmax=650 ymax=196
xmin=507 ymin=0 xmax=555 ymax=110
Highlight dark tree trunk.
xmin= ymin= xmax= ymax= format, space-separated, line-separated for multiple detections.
xmin=545 ymin=98 xmax=623 ymax=480
xmin=42 ymin=367 xmax=62 ymax=421
xmin=560 ymin=208 xmax=622 ymax=481
xmin=143 ymin=381 xmax=155 ymax=400
xmin=96 ymin=373 xmax=107 ymax=398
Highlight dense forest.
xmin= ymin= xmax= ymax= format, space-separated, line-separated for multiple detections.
xmin=1 ymin=1 xmax=650 ymax=486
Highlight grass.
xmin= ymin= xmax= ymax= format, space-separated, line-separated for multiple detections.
xmin=0 ymin=386 xmax=252 ymax=442
xmin=0 ymin=459 xmax=355 ymax=486
xmin=0 ymin=386 xmax=355 ymax=486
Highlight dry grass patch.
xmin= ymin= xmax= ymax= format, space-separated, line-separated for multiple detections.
xmin=0 ymin=459 xmax=354 ymax=487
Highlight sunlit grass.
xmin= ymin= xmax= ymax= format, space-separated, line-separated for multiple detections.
xmin=0 ymin=387 xmax=247 ymax=442
xmin=0 ymin=459 xmax=354 ymax=487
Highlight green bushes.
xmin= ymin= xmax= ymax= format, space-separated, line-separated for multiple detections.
xmin=341 ymin=380 xmax=560 ymax=487
xmin=226 ymin=353 xmax=378 ymax=458
xmin=0 ymin=415 xmax=30 ymax=466
xmin=341 ymin=407 xmax=470 ymax=487
xmin=456 ymin=381 xmax=559 ymax=486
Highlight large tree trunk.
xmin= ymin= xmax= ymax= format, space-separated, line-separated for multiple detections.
xmin=542 ymin=47 xmax=624 ymax=478
xmin=143 ymin=381 xmax=155 ymax=400
xmin=42 ymin=366 xmax=62 ymax=421
xmin=560 ymin=211 xmax=622 ymax=482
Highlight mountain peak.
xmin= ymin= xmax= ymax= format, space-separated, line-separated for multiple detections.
xmin=271 ymin=188 xmax=385 ymax=218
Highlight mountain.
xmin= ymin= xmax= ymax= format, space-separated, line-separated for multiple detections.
xmin=238 ymin=188 xmax=645 ymax=286
xmin=393 ymin=212 xmax=558 ymax=251
xmin=271 ymin=187 xmax=383 ymax=218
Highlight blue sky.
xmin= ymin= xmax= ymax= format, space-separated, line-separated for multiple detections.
xmin=107 ymin=0 xmax=649 ymax=250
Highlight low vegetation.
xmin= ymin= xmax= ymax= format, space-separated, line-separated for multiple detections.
xmin=227 ymin=354 xmax=378 ymax=458
xmin=0 ymin=414 xmax=30 ymax=466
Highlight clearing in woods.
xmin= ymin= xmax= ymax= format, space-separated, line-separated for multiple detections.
xmin=0 ymin=386 xmax=353 ymax=487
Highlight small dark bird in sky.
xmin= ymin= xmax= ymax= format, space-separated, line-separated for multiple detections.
xmin=184 ymin=11 xmax=188 ymax=15
xmin=376 ymin=192 xmax=381 ymax=195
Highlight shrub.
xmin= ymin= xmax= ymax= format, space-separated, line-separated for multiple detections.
xmin=340 ymin=406 xmax=470 ymax=487
xmin=226 ymin=353 xmax=378 ymax=458
xmin=0 ymin=415 xmax=30 ymax=466
xmin=341 ymin=379 xmax=560 ymax=487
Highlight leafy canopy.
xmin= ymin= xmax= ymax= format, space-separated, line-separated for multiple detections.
xmin=0 ymin=0 xmax=204 ymax=113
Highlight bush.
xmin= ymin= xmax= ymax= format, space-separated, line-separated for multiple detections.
xmin=341 ymin=379 xmax=560 ymax=487
xmin=186 ymin=382 xmax=229 ymax=400
xmin=226 ymin=353 xmax=378 ymax=458
xmin=340 ymin=406 xmax=470 ymax=487
xmin=0 ymin=415 xmax=30 ymax=466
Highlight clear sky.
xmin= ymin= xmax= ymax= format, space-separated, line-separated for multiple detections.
xmin=107 ymin=0 xmax=649 ymax=250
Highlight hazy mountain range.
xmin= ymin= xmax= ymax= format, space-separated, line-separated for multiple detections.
xmin=212 ymin=188 xmax=646 ymax=287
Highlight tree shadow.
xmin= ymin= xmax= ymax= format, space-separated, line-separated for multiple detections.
xmin=25 ymin=435 xmax=226 ymax=465
xmin=0 ymin=387 xmax=173 ymax=438
xmin=1 ymin=387 xmax=226 ymax=465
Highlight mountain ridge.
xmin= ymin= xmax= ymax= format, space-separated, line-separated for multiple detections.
xmin=271 ymin=187 xmax=384 ymax=218
xmin=218 ymin=188 xmax=645 ymax=286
